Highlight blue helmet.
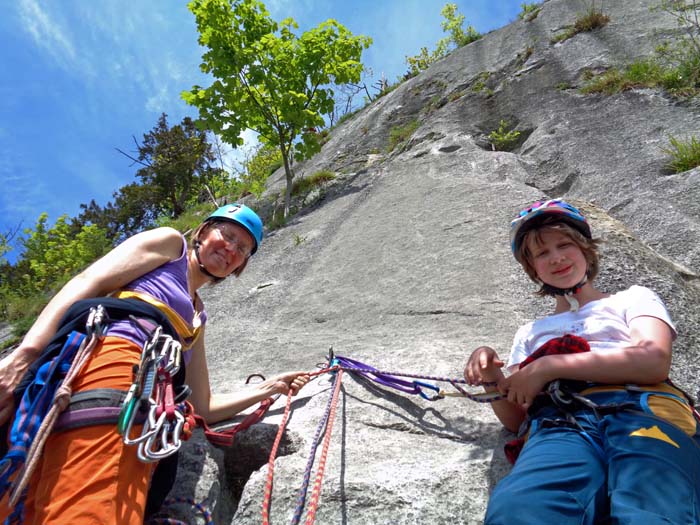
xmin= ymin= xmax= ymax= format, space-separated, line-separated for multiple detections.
xmin=510 ymin=199 xmax=591 ymax=262
xmin=204 ymin=203 xmax=264 ymax=255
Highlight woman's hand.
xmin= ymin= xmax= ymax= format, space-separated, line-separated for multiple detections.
xmin=0 ymin=348 xmax=38 ymax=425
xmin=464 ymin=346 xmax=505 ymax=386
xmin=264 ymin=371 xmax=311 ymax=396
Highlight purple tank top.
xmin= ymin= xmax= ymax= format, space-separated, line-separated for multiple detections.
xmin=106 ymin=235 xmax=207 ymax=363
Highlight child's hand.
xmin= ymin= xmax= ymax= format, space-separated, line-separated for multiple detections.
xmin=464 ymin=346 xmax=505 ymax=386
xmin=499 ymin=363 xmax=548 ymax=407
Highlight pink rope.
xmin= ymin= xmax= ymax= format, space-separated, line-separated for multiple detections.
xmin=261 ymin=392 xmax=294 ymax=525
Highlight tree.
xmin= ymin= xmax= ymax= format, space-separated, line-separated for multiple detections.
xmin=126 ymin=113 xmax=227 ymax=218
xmin=73 ymin=183 xmax=160 ymax=242
xmin=20 ymin=213 xmax=111 ymax=294
xmin=653 ymin=0 xmax=700 ymax=89
xmin=405 ymin=3 xmax=481 ymax=78
xmin=183 ymin=0 xmax=372 ymax=217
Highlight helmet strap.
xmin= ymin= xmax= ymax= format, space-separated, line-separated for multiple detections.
xmin=194 ymin=240 xmax=225 ymax=283
xmin=539 ymin=275 xmax=588 ymax=312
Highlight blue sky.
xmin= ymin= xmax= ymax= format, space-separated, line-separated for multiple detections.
xmin=0 ymin=0 xmax=523 ymax=259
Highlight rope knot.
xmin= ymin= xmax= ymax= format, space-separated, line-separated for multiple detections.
xmin=54 ymin=384 xmax=73 ymax=411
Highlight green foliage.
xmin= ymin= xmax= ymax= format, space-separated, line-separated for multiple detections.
xmin=19 ymin=213 xmax=112 ymax=294
xmin=0 ymin=233 xmax=11 ymax=266
xmin=156 ymin=201 xmax=214 ymax=234
xmin=235 ymin=143 xmax=283 ymax=199
xmin=73 ymin=114 xmax=224 ymax=243
xmin=387 ymin=120 xmax=420 ymax=152
xmin=488 ymin=120 xmax=521 ymax=151
xmin=291 ymin=170 xmax=336 ymax=196
xmin=581 ymin=54 xmax=699 ymax=96
xmin=440 ymin=3 xmax=481 ymax=48
xmin=135 ymin=114 xmax=225 ymax=218
xmin=471 ymin=71 xmax=492 ymax=93
xmin=661 ymin=135 xmax=700 ymax=173
xmin=0 ymin=213 xmax=111 ymax=326
xmin=405 ymin=3 xmax=481 ymax=77
xmin=519 ymin=3 xmax=541 ymax=21
xmin=293 ymin=233 xmax=307 ymax=246
xmin=267 ymin=212 xmax=288 ymax=231
xmin=581 ymin=1 xmax=698 ymax=97
xmin=183 ymin=0 xmax=371 ymax=218
xmin=551 ymin=4 xmax=609 ymax=44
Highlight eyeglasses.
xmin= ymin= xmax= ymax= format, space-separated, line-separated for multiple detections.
xmin=213 ymin=223 xmax=253 ymax=259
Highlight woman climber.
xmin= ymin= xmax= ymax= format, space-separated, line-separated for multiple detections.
xmin=0 ymin=203 xmax=309 ymax=524
xmin=464 ymin=199 xmax=700 ymax=524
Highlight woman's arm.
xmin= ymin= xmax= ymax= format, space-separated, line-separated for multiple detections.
xmin=501 ymin=315 xmax=673 ymax=407
xmin=0 ymin=227 xmax=184 ymax=423
xmin=185 ymin=329 xmax=309 ymax=424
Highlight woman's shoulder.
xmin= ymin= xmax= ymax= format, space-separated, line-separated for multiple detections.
xmin=132 ymin=227 xmax=186 ymax=258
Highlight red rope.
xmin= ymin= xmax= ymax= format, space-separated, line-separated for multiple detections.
xmin=304 ymin=369 xmax=343 ymax=524
xmin=261 ymin=392 xmax=294 ymax=525
xmin=193 ymin=397 xmax=274 ymax=448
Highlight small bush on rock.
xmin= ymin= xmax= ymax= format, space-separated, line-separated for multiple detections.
xmin=551 ymin=3 xmax=609 ymax=44
xmin=292 ymin=170 xmax=336 ymax=196
xmin=662 ymin=135 xmax=700 ymax=173
xmin=488 ymin=120 xmax=521 ymax=152
xmin=387 ymin=120 xmax=420 ymax=152
xmin=519 ymin=3 xmax=541 ymax=22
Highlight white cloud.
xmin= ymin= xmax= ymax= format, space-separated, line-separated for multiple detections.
xmin=18 ymin=0 xmax=79 ymax=70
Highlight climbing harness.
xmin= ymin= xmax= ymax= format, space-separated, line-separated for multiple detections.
xmin=503 ymin=334 xmax=700 ymax=464
xmin=0 ymin=305 xmax=109 ymax=514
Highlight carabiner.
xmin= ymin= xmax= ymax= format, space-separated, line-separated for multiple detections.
xmin=85 ymin=305 xmax=107 ymax=339
xmin=414 ymin=380 xmax=443 ymax=401
xmin=137 ymin=410 xmax=185 ymax=462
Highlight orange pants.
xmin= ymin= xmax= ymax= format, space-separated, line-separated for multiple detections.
xmin=0 ymin=336 xmax=154 ymax=525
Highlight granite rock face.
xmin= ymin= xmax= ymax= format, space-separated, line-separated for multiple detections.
xmin=167 ymin=1 xmax=700 ymax=523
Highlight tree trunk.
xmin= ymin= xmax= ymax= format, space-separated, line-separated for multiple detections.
xmin=279 ymin=143 xmax=294 ymax=218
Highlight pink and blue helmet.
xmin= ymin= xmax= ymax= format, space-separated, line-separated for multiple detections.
xmin=510 ymin=199 xmax=591 ymax=262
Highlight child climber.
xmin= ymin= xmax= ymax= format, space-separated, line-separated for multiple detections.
xmin=464 ymin=199 xmax=700 ymax=525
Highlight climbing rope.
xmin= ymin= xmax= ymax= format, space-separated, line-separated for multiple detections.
xmin=262 ymin=393 xmax=294 ymax=525
xmin=303 ymin=369 xmax=343 ymax=525
xmin=330 ymin=354 xmax=504 ymax=402
xmin=290 ymin=371 xmax=339 ymax=524
xmin=10 ymin=307 xmax=107 ymax=506
xmin=260 ymin=352 xmax=504 ymax=524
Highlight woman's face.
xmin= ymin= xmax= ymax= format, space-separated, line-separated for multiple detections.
xmin=526 ymin=229 xmax=588 ymax=288
xmin=198 ymin=221 xmax=255 ymax=278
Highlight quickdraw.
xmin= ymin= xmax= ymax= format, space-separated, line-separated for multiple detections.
xmin=330 ymin=352 xmax=503 ymax=402
xmin=118 ymin=325 xmax=188 ymax=462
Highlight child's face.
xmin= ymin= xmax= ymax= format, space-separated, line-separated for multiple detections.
xmin=526 ymin=229 xmax=588 ymax=288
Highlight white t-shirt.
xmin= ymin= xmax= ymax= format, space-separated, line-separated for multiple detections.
xmin=507 ymin=286 xmax=676 ymax=372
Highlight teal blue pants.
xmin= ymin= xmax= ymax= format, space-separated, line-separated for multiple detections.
xmin=485 ymin=390 xmax=700 ymax=525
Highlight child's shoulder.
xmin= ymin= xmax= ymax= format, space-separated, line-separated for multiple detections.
xmin=608 ymin=285 xmax=660 ymax=303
